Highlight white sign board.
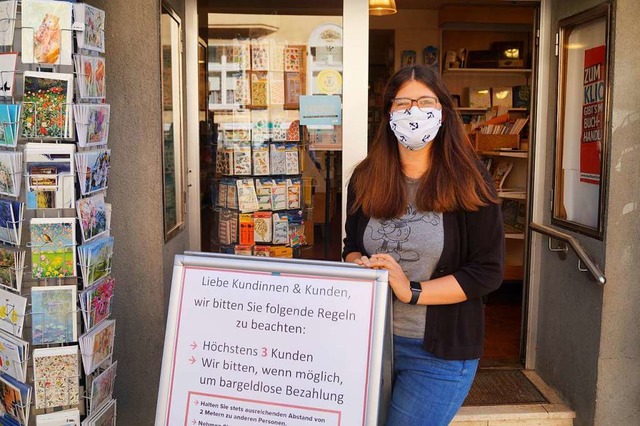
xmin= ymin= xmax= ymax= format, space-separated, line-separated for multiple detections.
xmin=156 ymin=253 xmax=389 ymax=426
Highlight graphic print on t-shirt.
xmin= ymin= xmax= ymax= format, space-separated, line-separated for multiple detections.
xmin=367 ymin=204 xmax=440 ymax=262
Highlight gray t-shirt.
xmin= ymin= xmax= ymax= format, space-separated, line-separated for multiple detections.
xmin=362 ymin=179 xmax=444 ymax=338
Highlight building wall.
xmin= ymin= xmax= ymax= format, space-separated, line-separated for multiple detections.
xmin=595 ymin=0 xmax=640 ymax=423
xmin=93 ymin=0 xmax=189 ymax=424
xmin=535 ymin=0 xmax=640 ymax=424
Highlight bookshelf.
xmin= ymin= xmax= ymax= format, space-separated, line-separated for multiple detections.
xmin=440 ymin=7 xmax=535 ymax=281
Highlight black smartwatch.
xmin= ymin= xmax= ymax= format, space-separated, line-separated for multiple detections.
xmin=408 ymin=281 xmax=422 ymax=305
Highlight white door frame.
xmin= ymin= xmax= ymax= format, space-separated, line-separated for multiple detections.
xmin=525 ymin=0 xmax=552 ymax=370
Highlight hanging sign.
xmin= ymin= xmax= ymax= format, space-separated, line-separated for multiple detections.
xmin=300 ymin=95 xmax=342 ymax=126
xmin=155 ymin=253 xmax=388 ymax=426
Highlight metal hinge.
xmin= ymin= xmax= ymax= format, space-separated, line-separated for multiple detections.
xmin=550 ymin=189 xmax=554 ymax=211
xmin=555 ymin=32 xmax=559 ymax=56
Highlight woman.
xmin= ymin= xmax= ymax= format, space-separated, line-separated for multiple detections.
xmin=343 ymin=65 xmax=505 ymax=425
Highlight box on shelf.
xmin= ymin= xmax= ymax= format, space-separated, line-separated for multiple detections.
xmin=474 ymin=133 xmax=520 ymax=151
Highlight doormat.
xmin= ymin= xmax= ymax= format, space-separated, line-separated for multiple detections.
xmin=463 ymin=369 xmax=548 ymax=406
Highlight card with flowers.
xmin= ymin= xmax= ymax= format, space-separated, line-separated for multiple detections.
xmin=284 ymin=45 xmax=302 ymax=72
xmin=80 ymin=275 xmax=114 ymax=330
xmin=74 ymin=3 xmax=105 ymax=53
xmin=79 ymin=319 xmax=115 ymax=375
xmin=74 ymin=55 xmax=106 ymax=100
xmin=0 ymin=247 xmax=25 ymax=292
xmin=21 ymin=71 xmax=74 ymax=139
xmin=32 ymin=345 xmax=79 ymax=409
xmin=76 ymin=193 xmax=108 ymax=243
xmin=31 ymin=285 xmax=77 ymax=345
xmin=30 ymin=217 xmax=76 ymax=279
xmin=74 ymin=104 xmax=110 ymax=147
xmin=89 ymin=361 xmax=116 ymax=414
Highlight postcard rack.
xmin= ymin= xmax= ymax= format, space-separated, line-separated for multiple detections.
xmin=0 ymin=1 xmax=116 ymax=425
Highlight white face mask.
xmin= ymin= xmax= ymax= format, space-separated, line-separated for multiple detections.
xmin=389 ymin=106 xmax=443 ymax=151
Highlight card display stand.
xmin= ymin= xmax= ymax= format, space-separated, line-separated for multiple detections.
xmin=0 ymin=1 xmax=116 ymax=424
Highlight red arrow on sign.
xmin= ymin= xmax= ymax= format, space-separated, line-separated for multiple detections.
xmin=194 ymin=400 xmax=199 ymax=405
xmin=191 ymin=341 xmax=198 ymax=350
xmin=189 ymin=356 xmax=196 ymax=364
xmin=192 ymin=420 xmax=196 ymax=425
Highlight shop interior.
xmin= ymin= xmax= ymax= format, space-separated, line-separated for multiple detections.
xmin=197 ymin=0 xmax=538 ymax=376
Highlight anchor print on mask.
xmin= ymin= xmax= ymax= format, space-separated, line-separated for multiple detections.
xmin=367 ymin=205 xmax=441 ymax=262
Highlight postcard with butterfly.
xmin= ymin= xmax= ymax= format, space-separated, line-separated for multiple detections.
xmin=22 ymin=0 xmax=73 ymax=65
xmin=21 ymin=71 xmax=74 ymax=139
xmin=76 ymin=194 xmax=108 ymax=243
xmin=73 ymin=3 xmax=105 ymax=53
xmin=33 ymin=346 xmax=79 ymax=409
xmin=31 ymin=285 xmax=77 ymax=345
xmin=74 ymin=104 xmax=110 ymax=147
xmin=30 ymin=217 xmax=76 ymax=279
xmin=0 ymin=288 xmax=26 ymax=337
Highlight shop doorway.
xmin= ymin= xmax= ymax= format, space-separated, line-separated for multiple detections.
xmin=368 ymin=1 xmax=540 ymax=371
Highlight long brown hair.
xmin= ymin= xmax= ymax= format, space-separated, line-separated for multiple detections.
xmin=350 ymin=65 xmax=499 ymax=218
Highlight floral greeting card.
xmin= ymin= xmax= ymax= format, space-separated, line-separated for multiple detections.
xmin=30 ymin=217 xmax=76 ymax=279
xmin=80 ymin=275 xmax=114 ymax=330
xmin=0 ymin=151 xmax=22 ymax=197
xmin=74 ymin=3 xmax=105 ymax=53
xmin=76 ymin=193 xmax=108 ymax=243
xmin=74 ymin=104 xmax=110 ymax=147
xmin=22 ymin=0 xmax=73 ymax=65
xmin=0 ymin=247 xmax=25 ymax=292
xmin=79 ymin=319 xmax=115 ymax=375
xmin=89 ymin=361 xmax=117 ymax=414
xmin=31 ymin=285 xmax=77 ymax=345
xmin=33 ymin=346 xmax=79 ymax=409
xmin=21 ymin=71 xmax=74 ymax=139
xmin=74 ymin=55 xmax=106 ymax=100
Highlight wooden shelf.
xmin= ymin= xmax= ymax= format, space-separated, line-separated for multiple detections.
xmin=444 ymin=68 xmax=532 ymax=74
xmin=456 ymin=107 xmax=528 ymax=112
xmin=505 ymin=232 xmax=525 ymax=240
xmin=480 ymin=150 xmax=528 ymax=159
xmin=498 ymin=191 xmax=527 ymax=200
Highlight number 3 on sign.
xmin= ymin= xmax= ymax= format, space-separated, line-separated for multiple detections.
xmin=262 ymin=347 xmax=268 ymax=357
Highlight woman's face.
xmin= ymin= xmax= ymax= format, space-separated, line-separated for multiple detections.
xmin=390 ymin=80 xmax=440 ymax=113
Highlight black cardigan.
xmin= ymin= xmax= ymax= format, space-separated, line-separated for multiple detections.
xmin=342 ymin=181 xmax=505 ymax=360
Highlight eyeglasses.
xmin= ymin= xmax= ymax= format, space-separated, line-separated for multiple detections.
xmin=391 ymin=96 xmax=439 ymax=111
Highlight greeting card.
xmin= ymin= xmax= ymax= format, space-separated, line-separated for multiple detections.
xmin=24 ymin=142 xmax=76 ymax=209
xmin=74 ymin=3 xmax=105 ymax=53
xmin=75 ymin=149 xmax=110 ymax=196
xmin=31 ymin=285 xmax=77 ymax=345
xmin=0 ymin=247 xmax=25 ymax=292
xmin=22 ymin=0 xmax=73 ymax=65
xmin=0 ymin=2 xmax=17 ymax=47
xmin=0 ymin=199 xmax=22 ymax=246
xmin=79 ymin=276 xmax=115 ymax=330
xmin=36 ymin=409 xmax=80 ymax=426
xmin=79 ymin=319 xmax=115 ymax=375
xmin=0 ymin=52 xmax=17 ymax=97
xmin=0 ymin=288 xmax=26 ymax=337
xmin=89 ymin=361 xmax=116 ymax=414
xmin=0 ymin=371 xmax=31 ymax=424
xmin=74 ymin=55 xmax=106 ymax=100
xmin=74 ymin=104 xmax=110 ymax=147
xmin=33 ymin=346 xmax=80 ymax=409
xmin=0 ymin=330 xmax=28 ymax=382
xmin=0 ymin=104 xmax=21 ymax=148
xmin=77 ymin=236 xmax=114 ymax=287
xmin=21 ymin=71 xmax=74 ymax=139
xmin=30 ymin=217 xmax=76 ymax=279
xmin=76 ymin=194 xmax=108 ymax=243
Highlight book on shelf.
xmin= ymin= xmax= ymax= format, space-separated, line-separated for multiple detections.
xmin=490 ymin=159 xmax=513 ymax=190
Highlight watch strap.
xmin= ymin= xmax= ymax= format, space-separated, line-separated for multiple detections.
xmin=408 ymin=281 xmax=421 ymax=305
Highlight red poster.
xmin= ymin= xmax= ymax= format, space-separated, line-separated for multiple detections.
xmin=580 ymin=45 xmax=606 ymax=184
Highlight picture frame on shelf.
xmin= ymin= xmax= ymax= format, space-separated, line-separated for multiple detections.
xmin=400 ymin=50 xmax=416 ymax=68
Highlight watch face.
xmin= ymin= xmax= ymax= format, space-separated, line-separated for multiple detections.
xmin=410 ymin=281 xmax=422 ymax=290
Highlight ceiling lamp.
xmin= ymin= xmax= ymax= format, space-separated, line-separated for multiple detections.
xmin=369 ymin=0 xmax=397 ymax=16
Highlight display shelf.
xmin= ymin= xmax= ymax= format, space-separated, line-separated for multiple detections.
xmin=480 ymin=150 xmax=528 ymax=159
xmin=444 ymin=68 xmax=532 ymax=74
xmin=498 ymin=190 xmax=527 ymax=200
xmin=456 ymin=107 xmax=528 ymax=112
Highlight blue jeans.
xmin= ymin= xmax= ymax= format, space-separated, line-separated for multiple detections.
xmin=385 ymin=335 xmax=479 ymax=426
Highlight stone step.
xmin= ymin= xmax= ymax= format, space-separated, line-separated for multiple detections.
xmin=451 ymin=371 xmax=575 ymax=426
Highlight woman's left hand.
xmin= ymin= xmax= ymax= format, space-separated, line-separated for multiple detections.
xmin=365 ymin=253 xmax=412 ymax=303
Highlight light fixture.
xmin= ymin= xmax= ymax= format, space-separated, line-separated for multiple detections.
xmin=369 ymin=0 xmax=397 ymax=16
